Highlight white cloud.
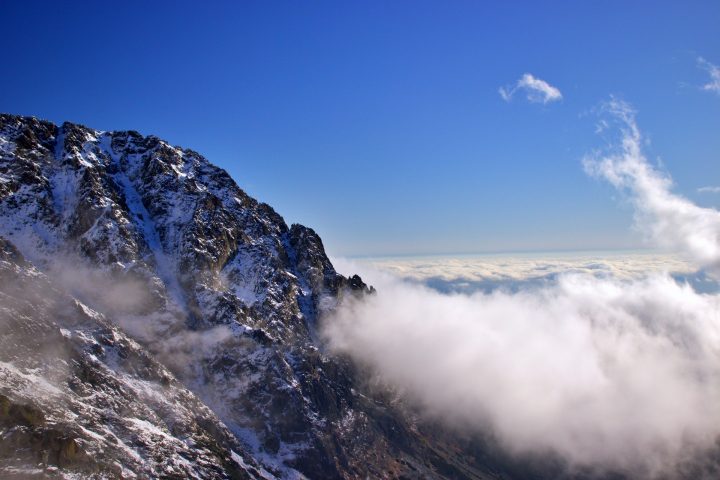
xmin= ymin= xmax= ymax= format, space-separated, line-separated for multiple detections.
xmin=499 ymin=73 xmax=563 ymax=104
xmin=698 ymin=186 xmax=720 ymax=194
xmin=698 ymin=57 xmax=720 ymax=95
xmin=325 ymin=100 xmax=720 ymax=477
xmin=325 ymin=268 xmax=720 ymax=476
xmin=583 ymin=98 xmax=720 ymax=275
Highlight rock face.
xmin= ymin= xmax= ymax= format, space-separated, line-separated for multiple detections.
xmin=0 ymin=114 xmax=504 ymax=479
xmin=0 ymin=237 xmax=261 ymax=479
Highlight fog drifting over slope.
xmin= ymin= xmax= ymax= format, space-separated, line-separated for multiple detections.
xmin=325 ymin=100 xmax=720 ymax=476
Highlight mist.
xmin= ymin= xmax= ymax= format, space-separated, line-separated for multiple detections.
xmin=324 ymin=100 xmax=720 ymax=476
xmin=38 ymin=256 xmax=235 ymax=382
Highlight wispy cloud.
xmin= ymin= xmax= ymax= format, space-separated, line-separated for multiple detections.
xmin=698 ymin=186 xmax=720 ymax=194
xmin=697 ymin=57 xmax=720 ymax=95
xmin=584 ymin=97 xmax=720 ymax=274
xmin=499 ymin=73 xmax=563 ymax=104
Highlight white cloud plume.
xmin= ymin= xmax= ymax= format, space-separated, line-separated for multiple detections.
xmin=698 ymin=57 xmax=720 ymax=95
xmin=325 ymin=100 xmax=720 ymax=477
xmin=499 ymin=73 xmax=563 ymax=104
xmin=583 ymin=98 xmax=720 ymax=275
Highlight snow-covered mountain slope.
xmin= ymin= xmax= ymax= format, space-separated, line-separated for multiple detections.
xmin=0 ymin=114 xmax=514 ymax=479
xmin=0 ymin=237 xmax=263 ymax=479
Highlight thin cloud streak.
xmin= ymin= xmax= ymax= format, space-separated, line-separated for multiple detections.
xmin=499 ymin=73 xmax=563 ymax=104
xmin=698 ymin=57 xmax=720 ymax=95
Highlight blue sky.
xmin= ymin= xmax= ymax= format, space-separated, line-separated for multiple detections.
xmin=2 ymin=1 xmax=719 ymax=256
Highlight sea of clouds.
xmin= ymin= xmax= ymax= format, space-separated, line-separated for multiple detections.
xmin=349 ymin=250 xmax=707 ymax=295
xmin=325 ymin=99 xmax=720 ymax=477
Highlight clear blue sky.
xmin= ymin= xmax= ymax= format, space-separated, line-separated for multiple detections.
xmin=2 ymin=1 xmax=719 ymax=256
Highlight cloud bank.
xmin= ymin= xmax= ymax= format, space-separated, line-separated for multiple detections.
xmin=325 ymin=100 xmax=720 ymax=477
xmin=326 ymin=270 xmax=720 ymax=475
xmin=698 ymin=57 xmax=720 ymax=95
xmin=698 ymin=186 xmax=720 ymax=194
xmin=499 ymin=73 xmax=563 ymax=104
xmin=351 ymin=251 xmax=695 ymax=294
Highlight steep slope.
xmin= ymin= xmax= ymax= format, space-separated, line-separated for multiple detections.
xmin=0 ymin=236 xmax=264 ymax=479
xmin=0 ymin=114 xmax=511 ymax=479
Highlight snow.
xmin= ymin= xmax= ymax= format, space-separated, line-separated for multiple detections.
xmin=49 ymin=169 xmax=79 ymax=221
xmin=221 ymin=249 xmax=266 ymax=306
xmin=230 ymin=427 xmax=307 ymax=480
xmin=126 ymin=417 xmax=175 ymax=441
xmin=0 ymin=135 xmax=14 ymax=154
xmin=0 ymin=115 xmax=368 ymax=479
xmin=0 ymin=360 xmax=65 ymax=397
xmin=232 ymin=450 xmax=278 ymax=480
xmin=75 ymin=300 xmax=104 ymax=320
xmin=102 ymin=135 xmax=186 ymax=309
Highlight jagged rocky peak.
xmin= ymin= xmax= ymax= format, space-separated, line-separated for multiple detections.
xmin=1 ymin=113 xmax=406 ymax=479
xmin=0 ymin=112 xmax=370 ymax=317
xmin=1 ymin=113 xmax=513 ymax=479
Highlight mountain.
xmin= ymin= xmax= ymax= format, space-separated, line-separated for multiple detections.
xmin=0 ymin=236 xmax=263 ymax=478
xmin=0 ymin=114 xmax=510 ymax=479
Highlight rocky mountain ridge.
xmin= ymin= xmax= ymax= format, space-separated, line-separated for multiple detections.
xmin=0 ymin=113 xmax=503 ymax=479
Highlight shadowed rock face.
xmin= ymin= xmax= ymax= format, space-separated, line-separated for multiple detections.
xmin=0 ymin=114 xmax=511 ymax=479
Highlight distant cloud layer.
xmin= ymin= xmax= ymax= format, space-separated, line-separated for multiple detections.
xmin=354 ymin=251 xmax=692 ymax=284
xmin=698 ymin=186 xmax=720 ymax=194
xmin=342 ymin=252 xmax=698 ymax=295
xmin=499 ymin=73 xmax=563 ymax=104
xmin=698 ymin=57 xmax=720 ymax=95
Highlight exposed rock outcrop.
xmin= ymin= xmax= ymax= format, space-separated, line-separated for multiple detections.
xmin=0 ymin=114 xmax=502 ymax=479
